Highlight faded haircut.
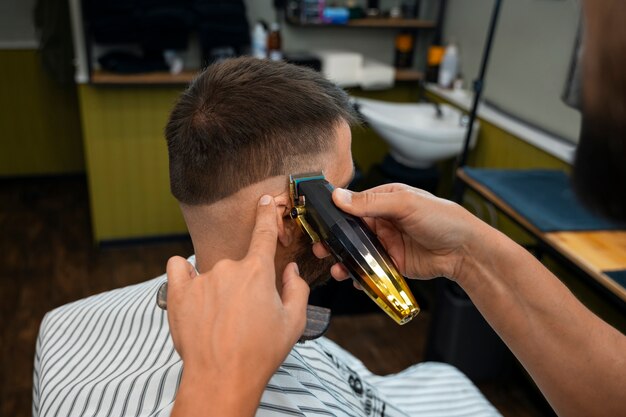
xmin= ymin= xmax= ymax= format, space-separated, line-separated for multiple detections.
xmin=165 ymin=57 xmax=357 ymax=205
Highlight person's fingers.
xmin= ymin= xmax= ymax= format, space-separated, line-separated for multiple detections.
xmin=359 ymin=182 xmax=433 ymax=197
xmin=312 ymin=242 xmax=331 ymax=259
xmin=333 ymin=182 xmax=433 ymax=220
xmin=247 ymin=195 xmax=279 ymax=260
xmin=357 ymin=182 xmax=411 ymax=194
xmin=280 ymin=263 xmax=309 ymax=338
xmin=333 ymin=188 xmax=409 ymax=220
xmin=330 ymin=263 xmax=350 ymax=280
xmin=166 ymin=256 xmax=197 ymax=289
xmin=361 ymin=216 xmax=377 ymax=231
xmin=353 ymin=280 xmax=363 ymax=291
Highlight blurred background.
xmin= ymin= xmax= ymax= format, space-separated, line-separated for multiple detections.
xmin=1 ymin=1 xmax=624 ymax=416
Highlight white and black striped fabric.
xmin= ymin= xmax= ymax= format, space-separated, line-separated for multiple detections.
xmin=33 ymin=257 xmax=500 ymax=417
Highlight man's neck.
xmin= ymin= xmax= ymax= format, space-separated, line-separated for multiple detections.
xmin=191 ymin=226 xmax=251 ymax=274
xmin=180 ymin=178 xmax=290 ymax=275
xmin=182 ymin=202 xmax=256 ymax=273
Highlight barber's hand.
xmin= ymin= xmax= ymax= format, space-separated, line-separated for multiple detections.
xmin=166 ymin=195 xmax=309 ymax=417
xmin=314 ymin=183 xmax=485 ymax=282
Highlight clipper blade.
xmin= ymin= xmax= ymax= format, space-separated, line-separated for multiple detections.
xmin=289 ymin=172 xmax=420 ymax=325
xmin=330 ymin=216 xmax=419 ymax=325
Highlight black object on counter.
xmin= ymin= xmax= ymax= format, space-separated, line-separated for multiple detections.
xmin=284 ymin=52 xmax=322 ymax=72
xmin=84 ymin=1 xmax=192 ymax=50
xmin=401 ymin=0 xmax=420 ymax=19
xmin=84 ymin=0 xmax=251 ymax=72
xmin=195 ymin=1 xmax=250 ymax=65
xmin=98 ymin=51 xmax=168 ymax=74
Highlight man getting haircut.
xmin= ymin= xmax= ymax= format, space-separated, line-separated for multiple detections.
xmin=32 ymin=58 xmax=499 ymax=417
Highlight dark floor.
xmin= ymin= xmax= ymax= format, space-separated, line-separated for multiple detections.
xmin=0 ymin=176 xmax=548 ymax=417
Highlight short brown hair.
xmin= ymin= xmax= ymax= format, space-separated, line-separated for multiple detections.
xmin=165 ymin=57 xmax=357 ymax=205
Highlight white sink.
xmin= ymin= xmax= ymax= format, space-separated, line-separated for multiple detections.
xmin=354 ymin=97 xmax=479 ymax=168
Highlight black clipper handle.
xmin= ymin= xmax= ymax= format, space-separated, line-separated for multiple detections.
xmin=296 ymin=179 xmax=419 ymax=324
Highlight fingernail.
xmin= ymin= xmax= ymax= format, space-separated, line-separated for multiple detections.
xmin=259 ymin=195 xmax=272 ymax=206
xmin=292 ymin=262 xmax=300 ymax=275
xmin=335 ymin=188 xmax=352 ymax=205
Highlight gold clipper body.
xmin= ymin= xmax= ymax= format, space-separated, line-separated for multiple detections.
xmin=289 ymin=173 xmax=419 ymax=324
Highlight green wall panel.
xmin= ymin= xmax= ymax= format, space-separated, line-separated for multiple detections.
xmin=0 ymin=50 xmax=84 ymax=176
xmin=78 ymin=85 xmax=187 ymax=241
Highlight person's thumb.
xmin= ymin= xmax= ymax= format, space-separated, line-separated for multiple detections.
xmin=280 ymin=263 xmax=309 ymax=340
xmin=166 ymin=256 xmax=197 ymax=290
xmin=333 ymin=188 xmax=400 ymax=219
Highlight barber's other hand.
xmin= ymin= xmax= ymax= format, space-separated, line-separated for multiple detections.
xmin=166 ymin=195 xmax=309 ymax=416
xmin=314 ymin=183 xmax=485 ymax=282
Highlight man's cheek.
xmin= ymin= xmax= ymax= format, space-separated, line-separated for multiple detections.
xmin=294 ymin=245 xmax=333 ymax=287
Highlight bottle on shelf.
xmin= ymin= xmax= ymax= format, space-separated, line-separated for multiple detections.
xmin=163 ymin=50 xmax=184 ymax=74
xmin=394 ymin=31 xmax=414 ymax=69
xmin=268 ymin=22 xmax=283 ymax=61
xmin=438 ymin=41 xmax=459 ymax=89
xmin=252 ymin=21 xmax=268 ymax=59
xmin=425 ymin=45 xmax=445 ymax=83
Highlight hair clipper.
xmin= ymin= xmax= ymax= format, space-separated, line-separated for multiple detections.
xmin=289 ymin=173 xmax=419 ymax=324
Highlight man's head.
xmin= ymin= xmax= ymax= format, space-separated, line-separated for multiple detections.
xmin=165 ymin=57 xmax=357 ymax=285
xmin=165 ymin=57 xmax=357 ymax=205
xmin=572 ymin=1 xmax=626 ymax=222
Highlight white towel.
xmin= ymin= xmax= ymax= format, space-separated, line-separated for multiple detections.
xmin=314 ymin=50 xmax=363 ymax=87
xmin=360 ymin=58 xmax=395 ymax=90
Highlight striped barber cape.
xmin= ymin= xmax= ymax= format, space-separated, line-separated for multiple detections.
xmin=33 ymin=260 xmax=500 ymax=417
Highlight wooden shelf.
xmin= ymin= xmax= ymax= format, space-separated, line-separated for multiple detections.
xmin=348 ymin=18 xmax=436 ymax=29
xmin=288 ymin=18 xmax=436 ymax=29
xmin=394 ymin=69 xmax=424 ymax=82
xmin=91 ymin=68 xmax=423 ymax=85
xmin=91 ymin=70 xmax=197 ymax=85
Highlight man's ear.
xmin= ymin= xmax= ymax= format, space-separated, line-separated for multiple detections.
xmin=274 ymin=195 xmax=297 ymax=247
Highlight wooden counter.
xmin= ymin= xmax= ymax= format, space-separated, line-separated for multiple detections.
xmin=544 ymin=231 xmax=626 ymax=302
xmin=90 ymin=70 xmax=198 ymax=85
xmin=457 ymin=168 xmax=626 ymax=305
